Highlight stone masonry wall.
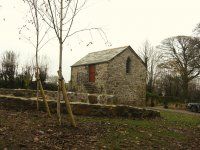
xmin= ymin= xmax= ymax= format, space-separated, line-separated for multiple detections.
xmin=106 ymin=47 xmax=147 ymax=106
xmin=71 ymin=66 xmax=88 ymax=92
xmin=0 ymin=88 xmax=116 ymax=105
xmin=0 ymin=95 xmax=160 ymax=119
xmin=71 ymin=63 xmax=109 ymax=93
xmin=71 ymin=47 xmax=146 ymax=106
xmin=94 ymin=63 xmax=108 ymax=93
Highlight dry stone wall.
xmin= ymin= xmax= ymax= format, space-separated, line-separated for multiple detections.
xmin=0 ymin=88 xmax=116 ymax=105
xmin=0 ymin=95 xmax=160 ymax=119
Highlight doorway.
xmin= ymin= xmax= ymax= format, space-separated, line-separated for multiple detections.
xmin=89 ymin=64 xmax=95 ymax=82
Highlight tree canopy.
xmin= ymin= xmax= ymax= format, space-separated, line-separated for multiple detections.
xmin=159 ymin=35 xmax=200 ymax=100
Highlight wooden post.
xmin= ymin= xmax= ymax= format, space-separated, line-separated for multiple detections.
xmin=36 ymin=68 xmax=51 ymax=117
xmin=57 ymin=70 xmax=76 ymax=127
xmin=35 ymin=70 xmax=39 ymax=110
xmin=38 ymin=79 xmax=51 ymax=117
xmin=57 ymin=80 xmax=62 ymax=125
xmin=36 ymin=80 xmax=39 ymax=110
xmin=36 ymin=67 xmax=39 ymax=110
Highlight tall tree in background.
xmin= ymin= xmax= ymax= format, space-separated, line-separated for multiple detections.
xmin=39 ymin=64 xmax=48 ymax=84
xmin=140 ymin=41 xmax=162 ymax=93
xmin=194 ymin=23 xmax=200 ymax=35
xmin=0 ymin=51 xmax=18 ymax=88
xmin=21 ymin=0 xmax=51 ymax=116
xmin=20 ymin=64 xmax=34 ymax=89
xmin=159 ymin=36 xmax=200 ymax=102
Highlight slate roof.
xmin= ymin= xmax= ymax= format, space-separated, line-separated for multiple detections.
xmin=72 ymin=46 xmax=129 ymax=67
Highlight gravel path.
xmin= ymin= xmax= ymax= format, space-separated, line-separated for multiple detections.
xmin=148 ymin=106 xmax=200 ymax=116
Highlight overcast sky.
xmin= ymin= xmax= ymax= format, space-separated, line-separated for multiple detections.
xmin=0 ymin=0 xmax=200 ymax=81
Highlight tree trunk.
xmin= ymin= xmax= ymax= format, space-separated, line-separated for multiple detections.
xmin=35 ymin=0 xmax=39 ymax=110
xmin=57 ymin=0 xmax=76 ymax=125
xmin=57 ymin=70 xmax=76 ymax=127
xmin=56 ymin=0 xmax=63 ymax=124
xmin=36 ymin=46 xmax=39 ymax=110
xmin=182 ymin=80 xmax=189 ymax=103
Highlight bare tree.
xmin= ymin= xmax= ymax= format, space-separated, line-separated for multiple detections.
xmin=38 ymin=0 xmax=109 ymax=126
xmin=21 ymin=0 xmax=51 ymax=116
xmin=140 ymin=40 xmax=162 ymax=93
xmin=159 ymin=36 xmax=200 ymax=102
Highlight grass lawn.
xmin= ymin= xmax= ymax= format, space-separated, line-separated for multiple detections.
xmin=97 ymin=111 xmax=200 ymax=149
xmin=0 ymin=108 xmax=200 ymax=149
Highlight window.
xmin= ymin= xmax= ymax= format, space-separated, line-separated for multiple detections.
xmin=126 ymin=57 xmax=131 ymax=74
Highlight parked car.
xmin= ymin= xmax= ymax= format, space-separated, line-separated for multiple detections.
xmin=187 ymin=103 xmax=200 ymax=113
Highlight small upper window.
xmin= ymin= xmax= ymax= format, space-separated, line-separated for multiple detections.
xmin=126 ymin=57 xmax=131 ymax=74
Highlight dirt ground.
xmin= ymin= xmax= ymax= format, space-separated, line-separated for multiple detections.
xmin=0 ymin=108 xmax=200 ymax=150
xmin=0 ymin=109 xmax=105 ymax=150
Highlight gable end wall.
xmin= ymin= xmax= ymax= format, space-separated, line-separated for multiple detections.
xmin=106 ymin=47 xmax=146 ymax=106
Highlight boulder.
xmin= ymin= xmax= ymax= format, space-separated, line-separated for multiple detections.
xmin=88 ymin=94 xmax=98 ymax=104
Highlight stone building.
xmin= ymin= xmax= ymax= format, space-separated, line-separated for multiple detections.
xmin=70 ymin=46 xmax=147 ymax=106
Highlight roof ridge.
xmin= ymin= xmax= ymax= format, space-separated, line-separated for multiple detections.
xmin=88 ymin=45 xmax=129 ymax=54
xmin=72 ymin=45 xmax=130 ymax=67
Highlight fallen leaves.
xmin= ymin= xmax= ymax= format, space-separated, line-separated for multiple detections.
xmin=0 ymin=108 xmax=199 ymax=149
xmin=33 ymin=137 xmax=39 ymax=142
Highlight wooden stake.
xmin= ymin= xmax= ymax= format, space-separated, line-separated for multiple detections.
xmin=38 ymin=79 xmax=51 ymax=117
xmin=57 ymin=70 xmax=76 ymax=127
xmin=36 ymin=79 xmax=39 ymax=110
xmin=35 ymin=67 xmax=39 ymax=110
xmin=57 ymin=80 xmax=62 ymax=125
xmin=36 ymin=68 xmax=51 ymax=117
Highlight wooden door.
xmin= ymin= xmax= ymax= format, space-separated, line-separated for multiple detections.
xmin=89 ymin=64 xmax=95 ymax=82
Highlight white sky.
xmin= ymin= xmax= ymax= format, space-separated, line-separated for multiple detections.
xmin=0 ymin=0 xmax=200 ymax=81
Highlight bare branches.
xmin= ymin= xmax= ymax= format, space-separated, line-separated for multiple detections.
xmin=62 ymin=0 xmax=72 ymax=20
xmin=38 ymin=36 xmax=57 ymax=51
xmin=140 ymin=40 xmax=163 ymax=92
xmin=38 ymin=0 xmax=111 ymax=48
xmin=67 ymin=27 xmax=99 ymax=37
xmin=159 ymin=35 xmax=200 ymax=82
xmin=21 ymin=0 xmax=52 ymax=52
xmin=39 ymin=0 xmax=93 ymax=45
xmin=38 ymin=26 xmax=51 ymax=46
xmin=47 ymin=0 xmax=60 ymax=38
xmin=20 ymin=34 xmax=36 ymax=48
xmin=63 ymin=0 xmax=78 ymax=43
xmin=193 ymin=22 xmax=200 ymax=35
